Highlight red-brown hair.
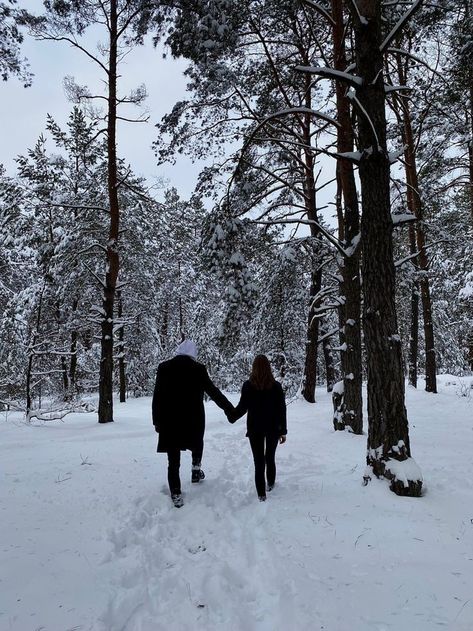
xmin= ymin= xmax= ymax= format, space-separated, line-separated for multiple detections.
xmin=249 ymin=354 xmax=276 ymax=390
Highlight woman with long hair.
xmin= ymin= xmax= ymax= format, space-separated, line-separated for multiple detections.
xmin=230 ymin=354 xmax=287 ymax=501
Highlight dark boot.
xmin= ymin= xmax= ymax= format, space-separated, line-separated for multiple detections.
xmin=192 ymin=466 xmax=205 ymax=483
xmin=171 ymin=493 xmax=184 ymax=508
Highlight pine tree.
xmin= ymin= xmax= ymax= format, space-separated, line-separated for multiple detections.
xmin=33 ymin=0 xmax=160 ymax=422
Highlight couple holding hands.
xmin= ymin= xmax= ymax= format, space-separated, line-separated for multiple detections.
xmin=152 ymin=340 xmax=287 ymax=508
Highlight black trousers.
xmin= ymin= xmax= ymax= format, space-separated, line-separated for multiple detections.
xmin=167 ymin=438 xmax=203 ymax=495
xmin=248 ymin=433 xmax=279 ymax=497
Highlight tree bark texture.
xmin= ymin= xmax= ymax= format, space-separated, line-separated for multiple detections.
xmin=331 ymin=0 xmax=363 ymax=433
xmin=349 ymin=0 xmax=421 ymax=496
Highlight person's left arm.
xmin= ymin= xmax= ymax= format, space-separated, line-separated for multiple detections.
xmin=230 ymin=381 xmax=251 ymax=423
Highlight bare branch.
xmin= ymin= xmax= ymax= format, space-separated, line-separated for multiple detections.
xmin=35 ymin=34 xmax=110 ymax=75
xmin=116 ymin=115 xmax=150 ymax=123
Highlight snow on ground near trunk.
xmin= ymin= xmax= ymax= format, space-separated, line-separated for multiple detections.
xmin=1 ymin=376 xmax=473 ymax=631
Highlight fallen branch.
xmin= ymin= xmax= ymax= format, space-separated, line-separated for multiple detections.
xmin=27 ymin=402 xmax=95 ymax=422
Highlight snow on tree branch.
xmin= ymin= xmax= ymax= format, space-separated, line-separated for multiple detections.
xmin=295 ymin=65 xmax=363 ymax=87
xmin=380 ymin=0 xmax=425 ymax=53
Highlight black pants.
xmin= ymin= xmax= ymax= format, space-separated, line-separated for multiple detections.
xmin=248 ymin=433 xmax=279 ymax=497
xmin=167 ymin=439 xmax=203 ymax=495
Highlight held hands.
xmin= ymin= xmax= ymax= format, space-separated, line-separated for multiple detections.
xmin=279 ymin=435 xmax=286 ymax=444
xmin=225 ymin=406 xmax=237 ymax=424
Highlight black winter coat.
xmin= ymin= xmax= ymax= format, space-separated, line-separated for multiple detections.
xmin=232 ymin=380 xmax=287 ymax=437
xmin=152 ymin=355 xmax=233 ymax=452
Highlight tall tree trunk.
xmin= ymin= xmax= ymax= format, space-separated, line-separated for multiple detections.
xmin=349 ymin=0 xmax=421 ymax=496
xmin=408 ymin=279 xmax=419 ymax=388
xmin=332 ymin=0 xmax=363 ymax=433
xmin=406 ymin=220 xmax=419 ymax=388
xmin=394 ymin=51 xmax=437 ymax=393
xmin=98 ymin=0 xmax=119 ymax=423
xmin=25 ymin=352 xmax=34 ymax=417
xmin=301 ymin=77 xmax=322 ymax=403
xmin=117 ymin=290 xmax=126 ymax=403
xmin=302 ymin=265 xmax=322 ymax=402
xmin=26 ymin=284 xmax=46 ymax=417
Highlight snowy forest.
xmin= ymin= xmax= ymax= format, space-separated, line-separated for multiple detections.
xmin=1 ymin=1 xmax=473 ymax=628
xmin=2 ymin=0 xmax=472 ymax=486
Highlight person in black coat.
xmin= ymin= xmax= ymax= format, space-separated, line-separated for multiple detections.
xmin=229 ymin=354 xmax=287 ymax=501
xmin=152 ymin=339 xmax=234 ymax=507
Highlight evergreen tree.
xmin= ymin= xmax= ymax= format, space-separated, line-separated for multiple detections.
xmin=33 ymin=0 xmax=164 ymax=422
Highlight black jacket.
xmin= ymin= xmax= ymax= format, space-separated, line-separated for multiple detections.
xmin=232 ymin=380 xmax=287 ymax=437
xmin=152 ymin=355 xmax=233 ymax=452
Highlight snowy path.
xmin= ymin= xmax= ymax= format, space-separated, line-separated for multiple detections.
xmin=2 ymin=377 xmax=473 ymax=630
xmin=99 ymin=418 xmax=306 ymax=631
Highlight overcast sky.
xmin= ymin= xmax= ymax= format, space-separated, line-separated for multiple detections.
xmin=0 ymin=6 xmax=202 ymax=201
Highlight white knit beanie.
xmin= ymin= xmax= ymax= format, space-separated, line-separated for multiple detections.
xmin=176 ymin=339 xmax=198 ymax=359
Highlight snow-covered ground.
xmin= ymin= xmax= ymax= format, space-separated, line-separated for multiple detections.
xmin=1 ymin=375 xmax=473 ymax=631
